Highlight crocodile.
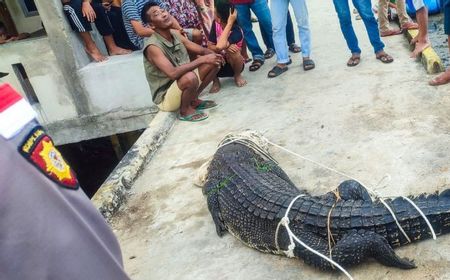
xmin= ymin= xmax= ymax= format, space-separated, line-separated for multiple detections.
xmin=203 ymin=137 xmax=450 ymax=272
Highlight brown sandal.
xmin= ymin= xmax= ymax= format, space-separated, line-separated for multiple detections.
xmin=376 ymin=53 xmax=394 ymax=64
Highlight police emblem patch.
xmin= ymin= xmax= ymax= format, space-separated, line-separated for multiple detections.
xmin=19 ymin=126 xmax=79 ymax=190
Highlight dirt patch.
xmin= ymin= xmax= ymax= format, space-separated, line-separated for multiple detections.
xmin=429 ymin=14 xmax=449 ymax=68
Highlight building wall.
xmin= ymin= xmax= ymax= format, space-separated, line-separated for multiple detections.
xmin=0 ymin=36 xmax=78 ymax=122
xmin=5 ymin=0 xmax=42 ymax=34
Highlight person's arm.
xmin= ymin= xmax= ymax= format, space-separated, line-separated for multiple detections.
xmin=130 ymin=20 xmax=155 ymax=37
xmin=145 ymin=45 xmax=222 ymax=80
xmin=82 ymin=0 xmax=96 ymax=22
xmin=216 ymin=9 xmax=237 ymax=50
xmin=179 ymin=34 xmax=214 ymax=56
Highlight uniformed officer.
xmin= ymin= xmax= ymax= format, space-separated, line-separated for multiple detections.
xmin=0 ymin=83 xmax=130 ymax=280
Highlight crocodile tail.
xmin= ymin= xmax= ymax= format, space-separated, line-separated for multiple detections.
xmin=390 ymin=190 xmax=450 ymax=244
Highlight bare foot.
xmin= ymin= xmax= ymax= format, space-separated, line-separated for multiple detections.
xmin=109 ymin=46 xmax=132 ymax=56
xmin=429 ymin=70 xmax=450 ymax=86
xmin=411 ymin=40 xmax=430 ymax=58
xmin=234 ymin=74 xmax=247 ymax=87
xmin=85 ymin=47 xmax=108 ymax=62
xmin=209 ymin=78 xmax=221 ymax=93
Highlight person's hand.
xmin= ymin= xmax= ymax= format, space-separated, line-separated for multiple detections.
xmin=227 ymin=7 xmax=237 ymax=25
xmin=102 ymin=0 xmax=112 ymax=11
xmin=202 ymin=53 xmax=224 ymax=66
xmin=82 ymin=1 xmax=96 ymax=22
xmin=228 ymin=44 xmax=239 ymax=54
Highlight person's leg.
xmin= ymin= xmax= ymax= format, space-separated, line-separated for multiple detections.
xmin=429 ymin=0 xmax=450 ymax=85
xmin=235 ymin=3 xmax=265 ymax=62
xmin=251 ymin=0 xmax=274 ymax=51
xmin=352 ymin=0 xmax=385 ymax=54
xmin=412 ymin=1 xmax=430 ymax=57
xmin=378 ymin=0 xmax=394 ymax=33
xmin=197 ymin=63 xmax=220 ymax=95
xmin=91 ymin=2 xmax=130 ymax=55
xmin=332 ymin=0 xmax=361 ymax=55
xmin=397 ymin=0 xmax=417 ymax=29
xmin=177 ymin=72 xmax=203 ymax=118
xmin=226 ymin=49 xmax=247 ymax=87
xmin=290 ymin=0 xmax=312 ymax=59
xmin=108 ymin=6 xmax=138 ymax=51
xmin=259 ymin=21 xmax=271 ymax=50
xmin=63 ymin=1 xmax=107 ymax=62
xmin=271 ymin=0 xmax=290 ymax=64
xmin=286 ymin=11 xmax=295 ymax=46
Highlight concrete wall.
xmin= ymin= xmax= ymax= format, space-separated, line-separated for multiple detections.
xmin=78 ymin=52 xmax=153 ymax=114
xmin=0 ymin=36 xmax=78 ymax=123
xmin=5 ymin=0 xmax=42 ymax=34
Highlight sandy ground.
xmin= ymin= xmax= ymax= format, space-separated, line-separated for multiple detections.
xmin=111 ymin=1 xmax=450 ymax=279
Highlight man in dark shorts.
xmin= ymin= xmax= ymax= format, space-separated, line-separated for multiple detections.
xmin=429 ymin=0 xmax=450 ymax=86
xmin=208 ymin=1 xmax=246 ymax=92
xmin=62 ymin=0 xmax=131 ymax=62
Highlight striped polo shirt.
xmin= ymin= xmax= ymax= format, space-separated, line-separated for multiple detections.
xmin=121 ymin=0 xmax=165 ymax=49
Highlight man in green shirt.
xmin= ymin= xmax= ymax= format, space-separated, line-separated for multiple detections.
xmin=142 ymin=1 xmax=223 ymax=122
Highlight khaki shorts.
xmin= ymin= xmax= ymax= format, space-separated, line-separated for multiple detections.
xmin=157 ymin=69 xmax=201 ymax=112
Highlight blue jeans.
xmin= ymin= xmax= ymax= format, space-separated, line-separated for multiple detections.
xmin=271 ymin=0 xmax=311 ymax=63
xmin=235 ymin=0 xmax=273 ymax=61
xmin=260 ymin=11 xmax=295 ymax=49
xmin=333 ymin=0 xmax=385 ymax=54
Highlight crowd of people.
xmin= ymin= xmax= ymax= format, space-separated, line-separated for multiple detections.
xmin=59 ymin=0 xmax=450 ymax=121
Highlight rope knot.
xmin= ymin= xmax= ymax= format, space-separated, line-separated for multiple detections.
xmin=284 ymin=243 xmax=296 ymax=258
xmin=280 ymin=217 xmax=290 ymax=227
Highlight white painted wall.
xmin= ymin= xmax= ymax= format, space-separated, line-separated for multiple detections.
xmin=5 ymin=0 xmax=42 ymax=34
xmin=0 ymin=36 xmax=78 ymax=122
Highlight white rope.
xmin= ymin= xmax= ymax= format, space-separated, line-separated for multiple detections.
xmin=263 ymin=138 xmax=439 ymax=243
xmin=275 ymin=195 xmax=354 ymax=280
xmin=401 ymin=196 xmax=437 ymax=240
xmin=216 ymin=131 xmax=437 ymax=277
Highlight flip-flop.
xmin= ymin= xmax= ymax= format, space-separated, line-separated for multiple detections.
xmin=195 ymin=100 xmax=218 ymax=110
xmin=268 ymin=65 xmax=288 ymax=78
xmin=303 ymin=59 xmax=315 ymax=71
xmin=249 ymin=59 xmax=264 ymax=72
xmin=380 ymin=29 xmax=403 ymax=37
xmin=429 ymin=75 xmax=450 ymax=86
xmin=376 ymin=53 xmax=394 ymax=64
xmin=178 ymin=111 xmax=208 ymax=122
xmin=288 ymin=43 xmax=301 ymax=53
xmin=347 ymin=56 xmax=361 ymax=67
xmin=264 ymin=48 xmax=275 ymax=59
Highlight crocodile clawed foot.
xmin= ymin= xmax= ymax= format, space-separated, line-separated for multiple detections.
xmin=398 ymin=257 xmax=417 ymax=269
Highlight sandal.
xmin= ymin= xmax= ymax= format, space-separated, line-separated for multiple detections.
xmin=380 ymin=29 xmax=402 ymax=37
xmin=178 ymin=111 xmax=208 ymax=122
xmin=303 ymin=59 xmax=315 ymax=71
xmin=244 ymin=58 xmax=252 ymax=64
xmin=264 ymin=48 xmax=275 ymax=59
xmin=288 ymin=43 xmax=301 ymax=53
xmin=195 ymin=100 xmax=218 ymax=110
xmin=376 ymin=52 xmax=394 ymax=64
xmin=401 ymin=22 xmax=419 ymax=30
xmin=249 ymin=59 xmax=264 ymax=72
xmin=268 ymin=65 xmax=288 ymax=78
xmin=347 ymin=55 xmax=361 ymax=67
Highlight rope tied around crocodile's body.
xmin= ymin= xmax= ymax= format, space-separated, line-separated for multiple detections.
xmin=216 ymin=131 xmax=437 ymax=279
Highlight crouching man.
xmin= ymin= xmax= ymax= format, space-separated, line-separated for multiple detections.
xmin=142 ymin=1 xmax=222 ymax=122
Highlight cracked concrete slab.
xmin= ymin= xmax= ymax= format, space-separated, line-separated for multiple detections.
xmin=110 ymin=1 xmax=450 ymax=279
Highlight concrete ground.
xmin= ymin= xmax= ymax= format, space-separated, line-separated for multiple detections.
xmin=111 ymin=1 xmax=450 ymax=279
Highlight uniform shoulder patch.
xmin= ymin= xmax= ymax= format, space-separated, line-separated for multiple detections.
xmin=19 ymin=126 xmax=79 ymax=190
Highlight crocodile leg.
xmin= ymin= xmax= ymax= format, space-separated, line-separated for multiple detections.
xmin=336 ymin=180 xmax=372 ymax=201
xmin=295 ymin=230 xmax=416 ymax=270
xmin=206 ymin=192 xmax=227 ymax=237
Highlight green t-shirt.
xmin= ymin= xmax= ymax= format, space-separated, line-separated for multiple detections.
xmin=143 ymin=30 xmax=190 ymax=105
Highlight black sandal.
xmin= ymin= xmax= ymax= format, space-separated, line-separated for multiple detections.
xmin=347 ymin=56 xmax=360 ymax=67
xmin=376 ymin=53 xmax=394 ymax=64
xmin=289 ymin=43 xmax=301 ymax=53
xmin=303 ymin=59 xmax=315 ymax=71
xmin=249 ymin=59 xmax=264 ymax=72
xmin=268 ymin=65 xmax=288 ymax=78
xmin=264 ymin=48 xmax=275 ymax=59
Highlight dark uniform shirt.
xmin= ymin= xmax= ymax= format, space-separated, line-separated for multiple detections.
xmin=0 ymin=83 xmax=129 ymax=280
